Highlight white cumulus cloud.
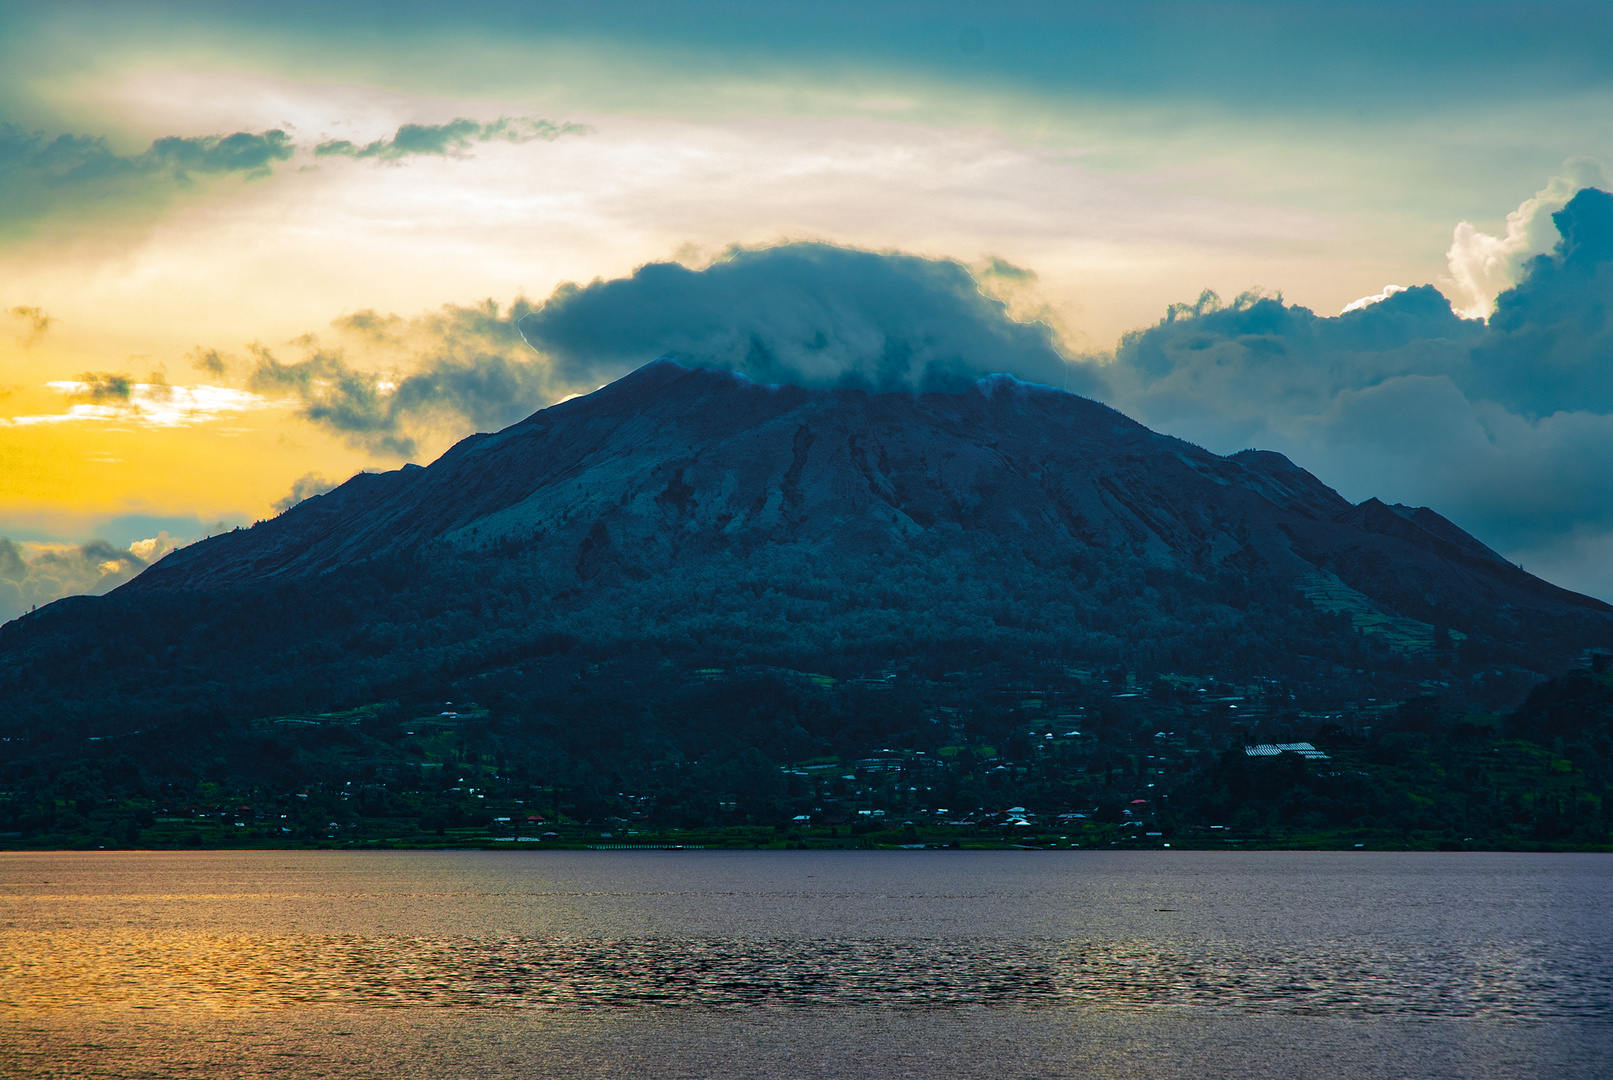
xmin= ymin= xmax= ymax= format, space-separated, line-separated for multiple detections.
xmin=1340 ymin=284 xmax=1406 ymax=314
xmin=1443 ymin=160 xmax=1605 ymax=319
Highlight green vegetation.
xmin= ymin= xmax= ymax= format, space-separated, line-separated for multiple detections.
xmin=0 ymin=526 xmax=1582 ymax=748
xmin=3 ymin=654 xmax=1609 ymax=852
xmin=1297 ymin=570 xmax=1457 ymax=653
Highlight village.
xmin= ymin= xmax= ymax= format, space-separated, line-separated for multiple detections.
xmin=10 ymin=654 xmax=1601 ymax=852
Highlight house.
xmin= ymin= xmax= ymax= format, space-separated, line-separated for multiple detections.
xmin=1244 ymin=742 xmax=1330 ymax=760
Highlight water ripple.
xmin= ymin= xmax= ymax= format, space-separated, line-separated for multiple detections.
xmin=5 ymin=932 xmax=1606 ymax=1020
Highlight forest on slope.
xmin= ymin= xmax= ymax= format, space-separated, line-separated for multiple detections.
xmin=2 ymin=544 xmax=1608 ymax=852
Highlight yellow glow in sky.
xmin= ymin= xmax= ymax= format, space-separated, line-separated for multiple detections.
xmin=5 ymin=4 xmax=1613 ymax=611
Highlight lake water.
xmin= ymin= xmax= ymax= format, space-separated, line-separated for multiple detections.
xmin=2 ymin=850 xmax=1610 ymax=1078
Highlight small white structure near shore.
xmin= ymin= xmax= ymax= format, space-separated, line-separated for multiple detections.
xmin=1245 ymin=742 xmax=1330 ymax=760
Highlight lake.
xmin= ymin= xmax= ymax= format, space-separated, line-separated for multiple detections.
xmin=2 ymin=850 xmax=1609 ymax=1078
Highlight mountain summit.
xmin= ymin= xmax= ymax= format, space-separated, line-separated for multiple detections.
xmin=6 ymin=360 xmax=1609 ymax=734
xmin=128 ymin=359 xmax=1602 ymax=632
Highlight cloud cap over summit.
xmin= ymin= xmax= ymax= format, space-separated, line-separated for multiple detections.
xmin=516 ymin=243 xmax=1091 ymax=395
xmin=238 ymin=244 xmax=1097 ymax=460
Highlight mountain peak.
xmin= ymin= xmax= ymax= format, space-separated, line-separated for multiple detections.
xmin=110 ymin=364 xmax=1607 ymax=681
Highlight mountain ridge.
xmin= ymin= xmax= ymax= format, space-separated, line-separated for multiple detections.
xmin=121 ymin=359 xmax=1608 ymax=635
xmin=0 ymin=357 xmax=1606 ymax=757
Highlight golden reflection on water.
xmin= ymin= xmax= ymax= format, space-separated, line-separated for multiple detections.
xmin=0 ymin=930 xmax=1584 ymax=1018
xmin=4 ymin=854 xmax=1612 ymax=1080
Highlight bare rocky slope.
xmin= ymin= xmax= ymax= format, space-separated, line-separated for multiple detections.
xmin=123 ymin=358 xmax=1607 ymax=647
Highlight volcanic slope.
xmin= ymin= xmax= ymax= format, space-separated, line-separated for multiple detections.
xmin=128 ymin=359 xmax=1602 ymax=627
xmin=6 ymin=359 xmax=1609 ymax=729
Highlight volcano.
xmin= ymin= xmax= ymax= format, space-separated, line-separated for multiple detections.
xmin=126 ymin=359 xmax=1604 ymax=628
xmin=6 ymin=360 xmax=1610 ymax=732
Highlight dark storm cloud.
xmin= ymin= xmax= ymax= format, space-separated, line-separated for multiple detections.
xmin=516 ymin=242 xmax=1089 ymax=394
xmin=0 ymin=123 xmax=293 ymax=240
xmin=314 ymin=117 xmax=586 ymax=161
xmin=1101 ymin=187 xmax=1613 ymax=599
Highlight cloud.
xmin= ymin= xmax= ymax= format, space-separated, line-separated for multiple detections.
xmin=1101 ymin=187 xmax=1613 ymax=601
xmin=978 ymin=256 xmax=1037 ymax=283
xmin=314 ymin=117 xmax=587 ymax=161
xmin=8 ymin=304 xmax=50 ymax=344
xmin=1339 ymin=284 xmax=1405 ymax=314
xmin=247 ymin=300 xmax=549 ymax=457
xmin=0 ymin=122 xmax=293 ymax=241
xmin=0 ymin=115 xmax=585 ymax=244
xmin=274 ymin=473 xmax=340 ymax=513
xmin=1104 ymin=284 xmax=1482 ymax=450
xmin=145 ymin=129 xmax=294 ymax=180
xmin=69 ymin=371 xmax=134 ymax=402
xmin=5 ymin=376 xmax=267 ymax=427
xmin=516 ymin=242 xmax=1089 ymax=394
xmin=1470 ymin=187 xmax=1613 ymax=416
xmin=1443 ymin=160 xmax=1605 ymax=319
xmin=88 ymin=514 xmax=237 ymax=549
xmin=190 ymin=348 xmax=228 ymax=377
xmin=0 ymin=534 xmax=179 ymax=623
xmin=242 ymin=243 xmax=1091 ymax=457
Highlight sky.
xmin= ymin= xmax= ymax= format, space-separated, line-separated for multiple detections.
xmin=5 ymin=0 xmax=1613 ymax=618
